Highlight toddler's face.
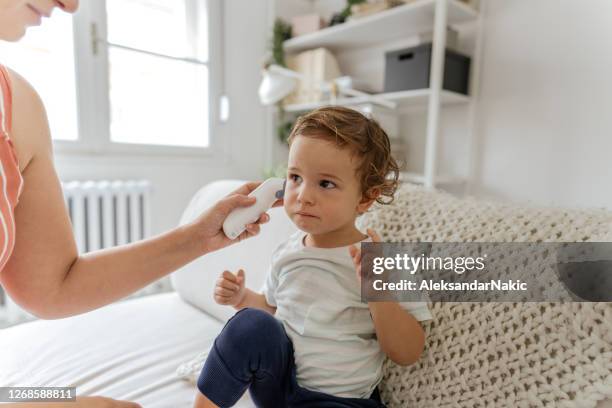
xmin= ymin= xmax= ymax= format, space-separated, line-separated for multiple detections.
xmin=284 ymin=135 xmax=370 ymax=236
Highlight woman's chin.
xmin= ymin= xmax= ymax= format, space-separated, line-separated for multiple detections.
xmin=1 ymin=26 xmax=27 ymax=42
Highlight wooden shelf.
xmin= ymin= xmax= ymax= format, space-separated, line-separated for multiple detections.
xmin=284 ymin=0 xmax=478 ymax=53
xmin=282 ymin=89 xmax=469 ymax=113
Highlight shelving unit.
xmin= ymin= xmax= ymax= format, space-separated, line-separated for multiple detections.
xmin=284 ymin=0 xmax=477 ymax=53
xmin=283 ymin=89 xmax=469 ymax=113
xmin=275 ymin=0 xmax=483 ymax=190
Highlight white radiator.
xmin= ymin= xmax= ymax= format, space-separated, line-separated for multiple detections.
xmin=62 ymin=180 xmax=152 ymax=253
xmin=1 ymin=180 xmax=169 ymax=327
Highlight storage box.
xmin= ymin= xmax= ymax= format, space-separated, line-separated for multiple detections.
xmin=349 ymin=1 xmax=393 ymax=20
xmin=291 ymin=14 xmax=326 ymax=37
xmin=284 ymin=48 xmax=342 ymax=105
xmin=384 ymin=43 xmax=471 ymax=95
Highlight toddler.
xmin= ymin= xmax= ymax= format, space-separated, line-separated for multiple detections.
xmin=194 ymin=106 xmax=431 ymax=408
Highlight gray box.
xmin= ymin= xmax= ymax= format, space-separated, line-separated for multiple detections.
xmin=384 ymin=43 xmax=471 ymax=95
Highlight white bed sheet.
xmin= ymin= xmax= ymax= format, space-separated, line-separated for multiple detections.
xmin=0 ymin=293 xmax=253 ymax=407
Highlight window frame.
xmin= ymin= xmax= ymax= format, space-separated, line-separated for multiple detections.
xmin=53 ymin=0 xmax=227 ymax=158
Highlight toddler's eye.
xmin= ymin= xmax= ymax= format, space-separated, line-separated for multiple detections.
xmin=289 ymin=174 xmax=302 ymax=184
xmin=320 ymin=180 xmax=336 ymax=189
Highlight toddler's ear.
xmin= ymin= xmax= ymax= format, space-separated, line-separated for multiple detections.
xmin=357 ymin=188 xmax=380 ymax=214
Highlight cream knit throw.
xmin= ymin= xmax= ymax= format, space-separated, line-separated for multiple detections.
xmin=356 ymin=184 xmax=612 ymax=408
xmin=177 ymin=184 xmax=612 ymax=407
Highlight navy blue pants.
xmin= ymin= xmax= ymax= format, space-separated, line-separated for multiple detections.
xmin=197 ymin=308 xmax=386 ymax=408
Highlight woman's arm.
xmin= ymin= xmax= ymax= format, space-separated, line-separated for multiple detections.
xmin=0 ymin=70 xmax=270 ymax=319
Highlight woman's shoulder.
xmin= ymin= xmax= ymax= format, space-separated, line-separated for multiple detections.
xmin=4 ymin=66 xmax=52 ymax=171
xmin=4 ymin=67 xmax=43 ymax=107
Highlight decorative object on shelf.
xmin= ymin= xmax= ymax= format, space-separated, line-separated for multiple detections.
xmin=291 ymin=13 xmax=326 ymax=37
xmin=349 ymin=0 xmax=404 ymax=20
xmin=384 ymin=43 xmax=471 ymax=95
xmin=258 ymin=64 xmax=397 ymax=110
xmin=270 ymin=18 xmax=292 ymax=68
xmin=328 ymin=13 xmax=345 ymax=26
xmin=329 ymin=0 xmax=366 ymax=26
xmin=285 ymin=48 xmax=342 ymax=105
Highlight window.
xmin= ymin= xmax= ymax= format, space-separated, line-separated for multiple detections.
xmin=0 ymin=12 xmax=78 ymax=141
xmin=0 ymin=0 xmax=214 ymax=150
xmin=104 ymin=0 xmax=210 ymax=147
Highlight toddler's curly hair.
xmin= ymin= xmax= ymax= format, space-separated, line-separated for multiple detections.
xmin=288 ymin=106 xmax=399 ymax=204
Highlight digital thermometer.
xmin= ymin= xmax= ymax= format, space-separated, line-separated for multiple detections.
xmin=222 ymin=178 xmax=285 ymax=240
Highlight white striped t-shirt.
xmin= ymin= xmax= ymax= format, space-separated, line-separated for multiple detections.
xmin=262 ymin=231 xmax=432 ymax=399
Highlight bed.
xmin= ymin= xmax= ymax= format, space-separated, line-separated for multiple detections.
xmin=0 ymin=180 xmax=294 ymax=407
xmin=0 ymin=292 xmax=232 ymax=407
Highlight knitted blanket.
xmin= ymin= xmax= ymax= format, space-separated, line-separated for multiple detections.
xmin=356 ymin=184 xmax=612 ymax=408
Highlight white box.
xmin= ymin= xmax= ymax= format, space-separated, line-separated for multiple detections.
xmin=291 ymin=14 xmax=326 ymax=37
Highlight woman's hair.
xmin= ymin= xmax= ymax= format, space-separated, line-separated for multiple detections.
xmin=288 ymin=106 xmax=400 ymax=204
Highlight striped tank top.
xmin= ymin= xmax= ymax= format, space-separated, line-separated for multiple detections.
xmin=0 ymin=65 xmax=24 ymax=271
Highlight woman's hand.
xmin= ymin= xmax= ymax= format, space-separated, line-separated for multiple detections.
xmin=192 ymin=182 xmax=283 ymax=254
xmin=348 ymin=228 xmax=382 ymax=284
xmin=214 ymin=270 xmax=246 ymax=306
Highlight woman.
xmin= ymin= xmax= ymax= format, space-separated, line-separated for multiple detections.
xmin=0 ymin=1 xmax=275 ymax=407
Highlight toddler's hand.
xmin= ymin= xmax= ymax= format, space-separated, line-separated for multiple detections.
xmin=214 ymin=269 xmax=246 ymax=306
xmin=349 ymin=228 xmax=382 ymax=284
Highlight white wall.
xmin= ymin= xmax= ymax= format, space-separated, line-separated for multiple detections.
xmin=55 ymin=0 xmax=272 ymax=237
xmin=469 ymin=0 xmax=612 ymax=210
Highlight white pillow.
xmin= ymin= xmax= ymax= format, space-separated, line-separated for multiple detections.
xmin=171 ymin=180 xmax=297 ymax=322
